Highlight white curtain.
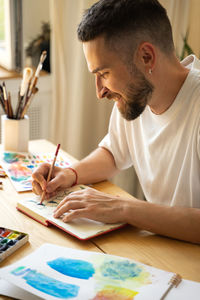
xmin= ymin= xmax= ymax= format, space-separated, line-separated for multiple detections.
xmin=49 ymin=0 xmax=190 ymax=198
xmin=49 ymin=0 xmax=113 ymax=160
xmin=159 ymin=0 xmax=190 ymax=57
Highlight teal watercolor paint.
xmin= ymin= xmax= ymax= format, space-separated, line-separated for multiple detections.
xmin=11 ymin=266 xmax=31 ymax=276
xmin=100 ymin=260 xmax=142 ymax=281
xmin=48 ymin=200 xmax=58 ymax=204
xmin=47 ymin=257 xmax=95 ymax=279
xmin=80 ymin=185 xmax=86 ymax=189
xmin=23 ymin=270 xmax=79 ymax=298
xmin=11 ymin=175 xmax=27 ymax=182
xmin=3 ymin=152 xmax=19 ymax=163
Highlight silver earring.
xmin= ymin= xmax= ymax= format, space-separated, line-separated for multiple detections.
xmin=149 ymin=69 xmax=152 ymax=74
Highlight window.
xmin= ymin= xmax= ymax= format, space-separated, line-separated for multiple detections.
xmin=0 ymin=0 xmax=22 ymax=70
xmin=0 ymin=0 xmax=5 ymax=47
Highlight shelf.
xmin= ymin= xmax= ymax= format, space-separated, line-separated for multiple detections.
xmin=0 ymin=66 xmax=21 ymax=79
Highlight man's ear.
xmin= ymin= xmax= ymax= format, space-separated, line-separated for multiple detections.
xmin=135 ymin=42 xmax=156 ymax=74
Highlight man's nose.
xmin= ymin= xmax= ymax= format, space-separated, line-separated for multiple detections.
xmin=95 ymin=75 xmax=109 ymax=99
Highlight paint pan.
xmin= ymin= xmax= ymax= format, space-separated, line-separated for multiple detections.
xmin=0 ymin=228 xmax=28 ymax=262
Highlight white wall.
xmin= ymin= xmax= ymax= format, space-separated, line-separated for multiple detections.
xmin=0 ymin=74 xmax=52 ymax=141
xmin=22 ymin=0 xmax=50 ymax=65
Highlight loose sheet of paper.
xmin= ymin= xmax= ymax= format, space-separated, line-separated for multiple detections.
xmin=1 ymin=152 xmax=71 ymax=192
xmin=0 ymin=243 xmax=199 ymax=300
xmin=0 ymin=279 xmax=42 ymax=300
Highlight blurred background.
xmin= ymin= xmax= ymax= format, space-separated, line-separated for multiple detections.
xmin=0 ymin=0 xmax=199 ymax=197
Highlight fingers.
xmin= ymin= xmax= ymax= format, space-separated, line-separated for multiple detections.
xmin=32 ymin=163 xmax=64 ymax=196
xmin=32 ymin=163 xmax=50 ymax=194
xmin=45 ymin=171 xmax=67 ymax=193
xmin=54 ymin=191 xmax=82 ymax=210
xmin=53 ymin=189 xmax=94 ymax=220
xmin=52 ymin=187 xmax=126 ymax=224
xmin=62 ymin=208 xmax=90 ymax=222
xmin=53 ymin=188 xmax=92 ymax=214
xmin=54 ymin=200 xmax=85 ymax=218
xmin=54 ymin=187 xmax=104 ymax=213
xmin=32 ymin=180 xmax=43 ymax=195
xmin=53 ymin=188 xmax=104 ymax=221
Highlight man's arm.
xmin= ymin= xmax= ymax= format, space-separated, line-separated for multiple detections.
xmin=33 ymin=146 xmax=200 ymax=244
xmin=54 ymin=187 xmax=200 ymax=244
xmin=123 ymin=199 xmax=200 ymax=244
xmin=32 ymin=146 xmax=119 ymax=197
xmin=71 ymin=146 xmax=119 ymax=184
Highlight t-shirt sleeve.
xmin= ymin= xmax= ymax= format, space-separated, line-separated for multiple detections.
xmin=98 ymin=104 xmax=132 ymax=170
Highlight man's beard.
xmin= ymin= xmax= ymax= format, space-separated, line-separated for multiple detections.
xmin=113 ymin=66 xmax=154 ymax=121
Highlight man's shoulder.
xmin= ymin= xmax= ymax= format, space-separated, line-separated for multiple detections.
xmin=181 ymin=54 xmax=200 ymax=71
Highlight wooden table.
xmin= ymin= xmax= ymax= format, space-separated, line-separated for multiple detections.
xmin=93 ymin=181 xmax=200 ymax=283
xmin=0 ymin=139 xmax=200 ymax=299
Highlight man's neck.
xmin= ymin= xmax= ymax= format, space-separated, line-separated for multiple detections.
xmin=148 ymin=56 xmax=190 ymax=115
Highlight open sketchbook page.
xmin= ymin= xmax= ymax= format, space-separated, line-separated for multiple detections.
xmin=0 ymin=151 xmax=71 ymax=192
xmin=17 ymin=185 xmax=125 ymax=240
xmin=0 ymin=244 xmax=200 ymax=300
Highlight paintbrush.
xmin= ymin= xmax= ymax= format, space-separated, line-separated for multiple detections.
xmin=20 ymin=67 xmax=33 ymax=98
xmin=20 ymin=87 xmax=39 ymax=119
xmin=15 ymin=67 xmax=33 ymax=119
xmin=7 ymin=92 xmax=13 ymax=118
xmin=0 ymin=86 xmax=6 ymax=113
xmin=2 ymin=82 xmax=8 ymax=116
xmin=160 ymin=273 xmax=182 ymax=300
xmin=28 ymin=51 xmax=47 ymax=98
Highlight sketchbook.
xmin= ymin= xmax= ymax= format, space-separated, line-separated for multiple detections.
xmin=16 ymin=185 xmax=125 ymax=240
xmin=0 ymin=243 xmax=200 ymax=300
xmin=0 ymin=151 xmax=72 ymax=192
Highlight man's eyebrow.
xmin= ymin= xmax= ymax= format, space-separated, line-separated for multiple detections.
xmin=91 ymin=66 xmax=108 ymax=74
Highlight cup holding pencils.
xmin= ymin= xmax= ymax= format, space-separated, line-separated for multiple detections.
xmin=0 ymin=51 xmax=47 ymax=153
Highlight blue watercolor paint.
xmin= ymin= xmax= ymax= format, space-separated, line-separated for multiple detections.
xmin=22 ymin=269 xmax=79 ymax=298
xmin=47 ymin=257 xmax=95 ymax=279
xmin=100 ymin=260 xmax=142 ymax=281
xmin=11 ymin=175 xmax=28 ymax=182
xmin=27 ymin=164 xmax=34 ymax=169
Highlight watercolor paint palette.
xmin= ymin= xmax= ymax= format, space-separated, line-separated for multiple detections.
xmin=0 ymin=243 xmax=199 ymax=300
xmin=0 ymin=152 xmax=72 ymax=192
xmin=0 ymin=228 xmax=29 ymax=263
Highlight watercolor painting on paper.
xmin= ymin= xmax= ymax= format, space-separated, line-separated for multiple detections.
xmin=0 ymin=152 xmax=71 ymax=192
xmin=0 ymin=243 xmax=180 ymax=300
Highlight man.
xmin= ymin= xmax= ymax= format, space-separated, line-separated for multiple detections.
xmin=32 ymin=0 xmax=200 ymax=244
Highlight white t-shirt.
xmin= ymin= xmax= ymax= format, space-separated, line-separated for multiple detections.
xmin=99 ymin=55 xmax=200 ymax=208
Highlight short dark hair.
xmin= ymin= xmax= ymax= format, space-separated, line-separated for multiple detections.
xmin=77 ymin=0 xmax=174 ymax=55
